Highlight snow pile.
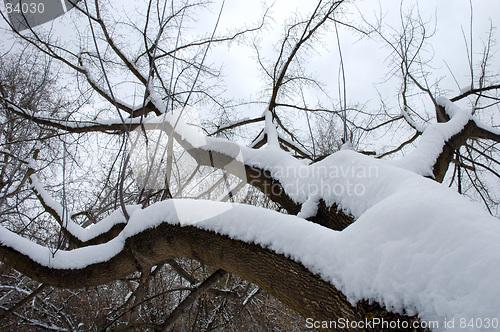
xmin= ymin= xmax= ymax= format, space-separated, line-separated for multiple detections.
xmin=2 ymin=150 xmax=499 ymax=331
xmin=141 ymin=161 xmax=499 ymax=332
xmin=1 ymin=97 xmax=498 ymax=331
xmin=391 ymin=97 xmax=471 ymax=176
xmin=0 ymin=225 xmax=125 ymax=269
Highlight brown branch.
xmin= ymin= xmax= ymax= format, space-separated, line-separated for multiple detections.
xmin=7 ymin=99 xmax=302 ymax=214
xmin=269 ymin=1 xmax=343 ymax=113
xmin=278 ymin=137 xmax=311 ymax=159
xmin=471 ymin=122 xmax=500 ymax=143
xmin=0 ymin=284 xmax=47 ymax=320
xmin=166 ymin=259 xmax=198 ymax=284
xmin=458 ymin=152 xmax=500 ymax=179
xmin=28 ymin=175 xmax=84 ymax=248
xmin=209 ymin=116 xmax=265 ymax=137
xmin=377 ymin=131 xmax=420 ymax=159
xmin=152 ymin=7 xmax=268 ymax=62
xmin=76 ymin=58 xmax=141 ymax=116
xmin=356 ymin=115 xmax=404 ymax=132
xmin=0 ymin=149 xmax=39 ymax=199
xmin=5 ymin=95 xmax=356 ymax=230
xmin=0 ymin=221 xmax=420 ymax=331
xmin=450 ymin=84 xmax=500 ymax=102
xmin=4 ymin=102 xmax=137 ymax=134
xmin=432 ymin=120 xmax=478 ymax=182
xmin=466 ymin=143 xmax=500 ymax=166
xmin=93 ymin=0 xmax=147 ymax=85
xmin=159 ymin=269 xmax=227 ymax=331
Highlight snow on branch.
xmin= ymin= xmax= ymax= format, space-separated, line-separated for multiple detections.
xmin=401 ymin=106 xmax=427 ymax=133
xmin=3 ymin=99 xmax=141 ymax=133
xmin=1 ymin=154 xmax=500 ymax=329
xmin=264 ymin=110 xmax=279 ymax=148
xmin=7 ymin=92 xmax=498 ymax=216
xmin=390 ymin=97 xmax=472 ymax=176
xmin=29 ymin=174 xmax=137 ymax=243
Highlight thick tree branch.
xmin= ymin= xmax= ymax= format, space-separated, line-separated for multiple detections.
xmin=471 ymin=122 xmax=500 ymax=143
xmin=0 ymin=219 xmax=418 ymax=331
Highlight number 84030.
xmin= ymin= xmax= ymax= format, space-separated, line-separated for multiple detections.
xmin=6 ymin=2 xmax=45 ymax=14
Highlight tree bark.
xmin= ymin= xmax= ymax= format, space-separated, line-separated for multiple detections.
xmin=0 ymin=220 xmax=421 ymax=331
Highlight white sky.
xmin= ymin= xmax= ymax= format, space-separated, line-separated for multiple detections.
xmin=206 ymin=0 xmax=500 ymax=107
xmin=110 ymin=0 xmax=495 ymax=140
xmin=1 ymin=0 xmax=499 ymax=135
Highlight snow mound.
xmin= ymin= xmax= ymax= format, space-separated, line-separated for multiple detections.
xmin=3 ymin=149 xmax=499 ymax=331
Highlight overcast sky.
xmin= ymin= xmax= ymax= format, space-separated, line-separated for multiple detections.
xmin=1 ymin=0 xmax=499 ymax=124
xmin=206 ymin=0 xmax=500 ymax=108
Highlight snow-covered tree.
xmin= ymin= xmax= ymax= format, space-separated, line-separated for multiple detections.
xmin=1 ymin=0 xmax=499 ymax=330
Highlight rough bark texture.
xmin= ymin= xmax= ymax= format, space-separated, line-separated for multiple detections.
xmin=0 ymin=220 xmax=422 ymax=331
xmin=308 ymin=200 xmax=354 ymax=230
xmin=432 ymin=110 xmax=478 ymax=182
xmin=432 ymin=105 xmax=500 ymax=183
xmin=433 ymin=124 xmax=477 ymax=182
